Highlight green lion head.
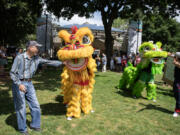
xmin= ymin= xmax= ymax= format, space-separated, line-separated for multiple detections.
xmin=138 ymin=41 xmax=168 ymax=75
xmin=139 ymin=41 xmax=168 ymax=65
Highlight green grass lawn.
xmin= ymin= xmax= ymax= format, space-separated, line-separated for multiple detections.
xmin=0 ymin=67 xmax=179 ymax=135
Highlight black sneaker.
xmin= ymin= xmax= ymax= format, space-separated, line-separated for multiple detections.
xmin=20 ymin=131 xmax=29 ymax=135
xmin=30 ymin=126 xmax=41 ymax=132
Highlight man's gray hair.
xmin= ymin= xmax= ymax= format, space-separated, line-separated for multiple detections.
xmin=26 ymin=41 xmax=42 ymax=48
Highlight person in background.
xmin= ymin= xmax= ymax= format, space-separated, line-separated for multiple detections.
xmin=134 ymin=53 xmax=141 ymax=66
xmin=12 ymin=48 xmax=23 ymax=63
xmin=10 ymin=41 xmax=62 ymax=135
xmin=127 ymin=56 xmax=133 ymax=65
xmin=115 ymin=54 xmax=122 ymax=72
xmin=121 ymin=54 xmax=127 ymax=71
xmin=17 ymin=48 xmax=23 ymax=56
xmin=173 ymin=52 xmax=180 ymax=117
xmin=101 ymin=53 xmax=107 ymax=72
xmin=0 ymin=46 xmax=8 ymax=76
xmin=110 ymin=56 xmax=115 ymax=71
xmin=95 ymin=54 xmax=101 ymax=71
xmin=131 ymin=53 xmax=136 ymax=66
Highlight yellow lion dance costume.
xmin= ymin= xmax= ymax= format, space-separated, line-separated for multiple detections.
xmin=57 ymin=26 xmax=97 ymax=120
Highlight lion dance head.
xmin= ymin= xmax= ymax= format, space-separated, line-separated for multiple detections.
xmin=57 ymin=26 xmax=97 ymax=119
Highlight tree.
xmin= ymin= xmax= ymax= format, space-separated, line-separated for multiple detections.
xmin=45 ymin=0 xmax=180 ymax=65
xmin=112 ymin=18 xmax=128 ymax=31
xmin=0 ymin=0 xmax=42 ymax=46
xmin=142 ymin=14 xmax=180 ymax=52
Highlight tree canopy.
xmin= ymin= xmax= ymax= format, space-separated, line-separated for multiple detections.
xmin=112 ymin=18 xmax=128 ymax=30
xmin=0 ymin=0 xmax=42 ymax=46
xmin=142 ymin=14 xmax=180 ymax=52
xmin=45 ymin=0 xmax=180 ymax=64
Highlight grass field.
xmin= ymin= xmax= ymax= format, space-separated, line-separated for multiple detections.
xmin=0 ymin=67 xmax=179 ymax=135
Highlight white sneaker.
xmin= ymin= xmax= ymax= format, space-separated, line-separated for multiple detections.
xmin=153 ymin=99 xmax=156 ymax=102
xmin=67 ymin=117 xmax=72 ymax=120
xmin=91 ymin=110 xmax=95 ymax=113
xmin=173 ymin=112 xmax=179 ymax=117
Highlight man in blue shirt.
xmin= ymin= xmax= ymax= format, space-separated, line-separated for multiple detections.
xmin=10 ymin=41 xmax=62 ymax=135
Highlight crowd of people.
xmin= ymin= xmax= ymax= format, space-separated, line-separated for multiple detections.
xmin=0 ymin=46 xmax=24 ymax=76
xmin=94 ymin=52 xmax=141 ymax=72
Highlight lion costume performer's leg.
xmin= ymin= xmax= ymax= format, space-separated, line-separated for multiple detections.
xmin=118 ymin=63 xmax=138 ymax=90
xmin=118 ymin=74 xmax=128 ymax=90
xmin=66 ymin=85 xmax=81 ymax=118
xmin=146 ymin=83 xmax=156 ymax=100
xmin=80 ymin=57 xmax=96 ymax=114
xmin=81 ymin=86 xmax=93 ymax=114
xmin=61 ymin=67 xmax=73 ymax=105
xmin=132 ymin=80 xmax=146 ymax=98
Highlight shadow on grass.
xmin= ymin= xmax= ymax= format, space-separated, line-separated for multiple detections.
xmin=40 ymin=95 xmax=66 ymax=116
xmin=115 ymin=89 xmax=133 ymax=98
xmin=33 ymin=67 xmax=62 ymax=91
xmin=157 ymin=91 xmax=173 ymax=97
xmin=5 ymin=113 xmax=18 ymax=131
xmin=115 ymin=88 xmax=148 ymax=100
xmin=95 ymin=74 xmax=108 ymax=78
xmin=137 ymin=103 xmax=173 ymax=114
xmin=0 ymin=81 xmax=18 ymax=131
xmin=5 ymin=112 xmax=33 ymax=131
xmin=157 ymin=86 xmax=173 ymax=97
xmin=0 ymin=82 xmax=14 ymax=115
xmin=157 ymin=86 xmax=171 ymax=91
xmin=155 ymin=81 xmax=164 ymax=85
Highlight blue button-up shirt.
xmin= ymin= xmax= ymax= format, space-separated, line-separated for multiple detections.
xmin=10 ymin=52 xmax=62 ymax=85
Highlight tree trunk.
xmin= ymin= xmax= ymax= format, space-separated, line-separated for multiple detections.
xmin=104 ymin=25 xmax=114 ymax=67
xmin=101 ymin=9 xmax=115 ymax=68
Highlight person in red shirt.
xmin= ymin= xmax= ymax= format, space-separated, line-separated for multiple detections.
xmin=134 ymin=53 xmax=141 ymax=66
xmin=121 ymin=54 xmax=127 ymax=71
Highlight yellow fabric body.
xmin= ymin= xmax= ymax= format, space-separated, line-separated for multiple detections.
xmin=58 ymin=27 xmax=97 ymax=118
xmin=60 ymin=57 xmax=96 ymax=118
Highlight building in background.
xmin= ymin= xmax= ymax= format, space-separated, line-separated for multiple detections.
xmin=127 ymin=20 xmax=142 ymax=57
xmin=37 ymin=14 xmax=55 ymax=58
xmin=53 ymin=22 xmax=126 ymax=56
xmin=37 ymin=19 xmax=130 ymax=59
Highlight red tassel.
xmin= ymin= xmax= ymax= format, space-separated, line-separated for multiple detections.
xmin=71 ymin=26 xmax=78 ymax=34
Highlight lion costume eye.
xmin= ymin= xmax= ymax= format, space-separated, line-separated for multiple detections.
xmin=82 ymin=35 xmax=91 ymax=45
xmin=144 ymin=46 xmax=150 ymax=51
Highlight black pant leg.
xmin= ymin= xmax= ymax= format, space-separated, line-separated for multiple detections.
xmin=173 ymin=80 xmax=180 ymax=109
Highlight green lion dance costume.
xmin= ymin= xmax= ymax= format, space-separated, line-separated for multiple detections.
xmin=118 ymin=41 xmax=168 ymax=100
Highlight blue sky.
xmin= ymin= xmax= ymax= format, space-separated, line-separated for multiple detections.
xmin=52 ymin=12 xmax=180 ymax=26
xmin=55 ymin=12 xmax=103 ymax=26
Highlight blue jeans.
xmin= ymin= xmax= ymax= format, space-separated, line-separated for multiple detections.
xmin=12 ymin=81 xmax=41 ymax=133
